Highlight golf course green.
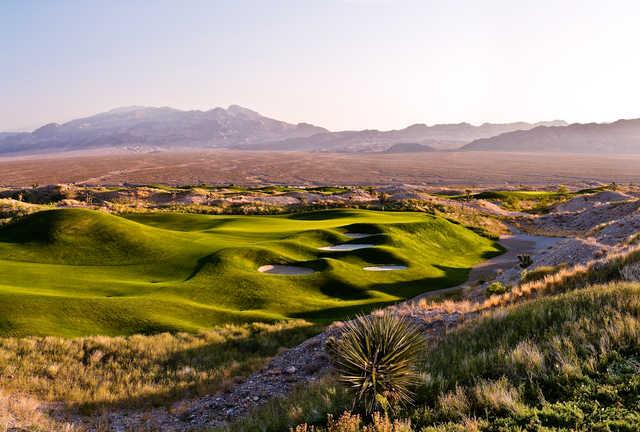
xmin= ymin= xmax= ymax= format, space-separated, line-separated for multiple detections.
xmin=0 ymin=208 xmax=502 ymax=337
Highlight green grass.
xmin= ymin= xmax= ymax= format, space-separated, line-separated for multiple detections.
xmin=228 ymin=282 xmax=640 ymax=431
xmin=0 ymin=208 xmax=501 ymax=337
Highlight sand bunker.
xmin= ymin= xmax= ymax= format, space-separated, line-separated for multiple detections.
xmin=363 ymin=265 xmax=408 ymax=271
xmin=257 ymin=265 xmax=315 ymax=275
xmin=319 ymin=244 xmax=374 ymax=251
xmin=343 ymin=233 xmax=374 ymax=239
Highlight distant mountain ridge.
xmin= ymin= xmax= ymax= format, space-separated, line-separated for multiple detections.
xmin=462 ymin=119 xmax=640 ymax=153
xmin=0 ymin=105 xmax=327 ymax=155
xmin=241 ymin=120 xmax=567 ymax=152
xmin=0 ymin=105 xmax=572 ymax=155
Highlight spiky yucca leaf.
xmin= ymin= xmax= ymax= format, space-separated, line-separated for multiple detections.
xmin=326 ymin=313 xmax=425 ymax=414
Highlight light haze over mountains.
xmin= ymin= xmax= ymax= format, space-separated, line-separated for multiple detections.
xmin=1 ymin=105 xmax=640 ymax=155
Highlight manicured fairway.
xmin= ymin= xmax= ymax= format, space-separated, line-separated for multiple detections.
xmin=0 ymin=208 xmax=502 ymax=337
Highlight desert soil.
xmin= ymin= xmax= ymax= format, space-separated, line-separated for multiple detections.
xmin=2 ymin=150 xmax=640 ymax=187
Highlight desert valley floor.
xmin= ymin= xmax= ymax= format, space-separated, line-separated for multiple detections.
xmin=1 ymin=150 xmax=640 ymax=187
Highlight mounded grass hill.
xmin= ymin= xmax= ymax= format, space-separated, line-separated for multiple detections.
xmin=0 ymin=208 xmax=501 ymax=337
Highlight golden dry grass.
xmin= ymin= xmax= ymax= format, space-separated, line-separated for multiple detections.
xmin=0 ymin=321 xmax=319 ymax=414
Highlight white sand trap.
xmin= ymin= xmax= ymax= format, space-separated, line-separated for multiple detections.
xmin=319 ymin=244 xmax=374 ymax=251
xmin=257 ymin=265 xmax=315 ymax=275
xmin=363 ymin=265 xmax=408 ymax=271
xmin=343 ymin=232 xmax=375 ymax=239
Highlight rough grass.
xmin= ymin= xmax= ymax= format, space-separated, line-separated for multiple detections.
xmin=520 ymin=264 xmax=567 ymax=283
xmin=416 ymin=282 xmax=640 ymax=429
xmin=0 ymin=389 xmax=78 ymax=432
xmin=0 ymin=208 xmax=501 ymax=337
xmin=230 ymin=282 xmax=640 ymax=431
xmin=0 ymin=321 xmax=320 ymax=414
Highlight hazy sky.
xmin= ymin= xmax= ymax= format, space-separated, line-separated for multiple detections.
xmin=2 ymin=0 xmax=640 ymax=131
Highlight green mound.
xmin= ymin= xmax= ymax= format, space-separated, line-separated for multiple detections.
xmin=0 ymin=208 xmax=501 ymax=337
xmin=0 ymin=208 xmax=195 ymax=265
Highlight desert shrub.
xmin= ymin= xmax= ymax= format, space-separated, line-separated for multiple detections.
xmin=619 ymin=261 xmax=640 ymax=281
xmin=517 ymin=254 xmax=533 ymax=269
xmin=485 ymin=282 xmax=508 ymax=296
xmin=326 ymin=314 xmax=425 ymax=414
xmin=627 ymin=232 xmax=640 ymax=245
xmin=293 ymin=412 xmax=413 ymax=432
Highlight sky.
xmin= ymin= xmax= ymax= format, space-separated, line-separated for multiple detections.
xmin=2 ymin=0 xmax=640 ymax=132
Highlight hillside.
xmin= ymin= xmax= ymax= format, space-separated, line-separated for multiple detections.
xmin=463 ymin=118 xmax=640 ymax=153
xmin=0 ymin=208 xmax=500 ymax=337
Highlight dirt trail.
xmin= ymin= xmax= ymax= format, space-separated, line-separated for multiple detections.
xmin=414 ymin=228 xmax=562 ymax=300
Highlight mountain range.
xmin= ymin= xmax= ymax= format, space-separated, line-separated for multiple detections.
xmin=2 ymin=105 xmax=640 ymax=155
xmin=462 ymin=119 xmax=640 ymax=153
xmin=238 ymin=120 xmax=567 ymax=152
xmin=0 ymin=105 xmax=327 ymax=155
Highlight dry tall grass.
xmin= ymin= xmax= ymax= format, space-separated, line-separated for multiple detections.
xmin=0 ymin=390 xmax=78 ymax=432
xmin=0 ymin=321 xmax=318 ymax=415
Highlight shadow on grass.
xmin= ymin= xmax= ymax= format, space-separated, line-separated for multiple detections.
xmin=294 ymin=267 xmax=470 ymax=323
xmin=287 ymin=209 xmax=362 ymax=220
xmin=291 ymin=300 xmax=399 ymax=324
xmin=294 ymin=244 xmax=506 ymax=324
xmin=184 ymin=252 xmax=218 ymax=281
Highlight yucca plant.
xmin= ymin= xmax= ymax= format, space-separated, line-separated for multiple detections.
xmin=517 ymin=254 xmax=533 ymax=269
xmin=326 ymin=313 xmax=425 ymax=414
